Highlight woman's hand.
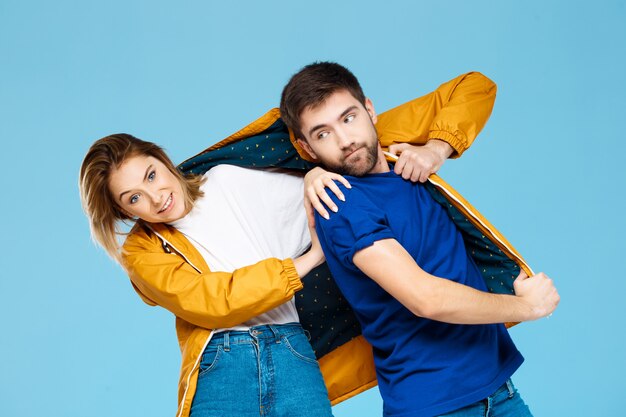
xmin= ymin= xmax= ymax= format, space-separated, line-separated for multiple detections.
xmin=304 ymin=166 xmax=351 ymax=226
xmin=387 ymin=140 xmax=453 ymax=182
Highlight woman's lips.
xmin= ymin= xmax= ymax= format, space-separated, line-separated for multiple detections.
xmin=158 ymin=193 xmax=173 ymax=213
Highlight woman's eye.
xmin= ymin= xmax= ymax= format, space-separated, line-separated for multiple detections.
xmin=148 ymin=171 xmax=156 ymax=181
xmin=130 ymin=194 xmax=140 ymax=204
xmin=344 ymin=114 xmax=355 ymax=123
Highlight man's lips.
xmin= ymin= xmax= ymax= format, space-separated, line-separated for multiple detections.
xmin=343 ymin=146 xmax=364 ymax=160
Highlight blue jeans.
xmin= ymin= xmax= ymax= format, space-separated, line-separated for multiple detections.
xmin=190 ymin=323 xmax=334 ymax=417
xmin=437 ymin=379 xmax=532 ymax=417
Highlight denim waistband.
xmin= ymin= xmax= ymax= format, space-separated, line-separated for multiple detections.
xmin=493 ymin=379 xmax=515 ymax=398
xmin=208 ymin=323 xmax=305 ymax=349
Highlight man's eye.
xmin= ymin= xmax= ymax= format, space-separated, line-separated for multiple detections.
xmin=344 ymin=114 xmax=355 ymax=123
xmin=130 ymin=194 xmax=140 ymax=204
xmin=317 ymin=131 xmax=329 ymax=140
xmin=148 ymin=171 xmax=156 ymax=181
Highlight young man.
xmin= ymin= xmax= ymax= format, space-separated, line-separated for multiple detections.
xmin=280 ymin=62 xmax=559 ymax=417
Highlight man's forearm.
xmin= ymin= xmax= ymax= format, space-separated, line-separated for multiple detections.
xmin=353 ymin=238 xmax=557 ymax=324
xmin=412 ymin=274 xmax=532 ymax=324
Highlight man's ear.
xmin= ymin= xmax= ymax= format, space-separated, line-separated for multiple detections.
xmin=296 ymin=138 xmax=318 ymax=160
xmin=364 ymin=97 xmax=378 ymax=124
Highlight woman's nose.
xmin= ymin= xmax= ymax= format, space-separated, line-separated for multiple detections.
xmin=148 ymin=190 xmax=163 ymax=206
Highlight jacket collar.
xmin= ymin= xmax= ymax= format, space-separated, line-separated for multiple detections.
xmin=141 ymin=221 xmax=208 ymax=274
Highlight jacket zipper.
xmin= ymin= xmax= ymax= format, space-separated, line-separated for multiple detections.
xmin=147 ymin=226 xmax=215 ymax=417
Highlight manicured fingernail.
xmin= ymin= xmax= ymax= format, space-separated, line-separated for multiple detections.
xmin=339 ymin=195 xmax=345 ymax=201
xmin=324 ymin=214 xmax=330 ymax=220
xmin=346 ymin=184 xmax=352 ymax=188
xmin=332 ymin=206 xmax=338 ymax=212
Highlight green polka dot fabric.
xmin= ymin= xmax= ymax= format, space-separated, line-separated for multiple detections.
xmin=178 ymin=119 xmax=315 ymax=174
xmin=295 ymin=263 xmax=362 ymax=359
xmin=424 ymin=182 xmax=520 ymax=295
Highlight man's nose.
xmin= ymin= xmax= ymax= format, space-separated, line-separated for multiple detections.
xmin=336 ymin=128 xmax=353 ymax=149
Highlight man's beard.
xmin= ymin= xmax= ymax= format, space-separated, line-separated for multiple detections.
xmin=330 ymin=138 xmax=379 ymax=176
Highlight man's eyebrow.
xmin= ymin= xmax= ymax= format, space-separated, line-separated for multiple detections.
xmin=118 ymin=164 xmax=153 ymax=201
xmin=307 ymin=105 xmax=359 ymax=137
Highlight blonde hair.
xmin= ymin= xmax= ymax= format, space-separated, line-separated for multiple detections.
xmin=79 ymin=133 xmax=205 ymax=262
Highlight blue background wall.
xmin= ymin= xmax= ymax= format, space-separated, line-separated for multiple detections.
xmin=1 ymin=1 xmax=624 ymax=416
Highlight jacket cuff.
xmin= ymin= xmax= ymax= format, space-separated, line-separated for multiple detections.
xmin=429 ymin=130 xmax=468 ymax=158
xmin=283 ymin=258 xmax=304 ymax=293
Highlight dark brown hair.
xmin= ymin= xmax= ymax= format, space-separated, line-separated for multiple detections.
xmin=280 ymin=62 xmax=366 ymax=139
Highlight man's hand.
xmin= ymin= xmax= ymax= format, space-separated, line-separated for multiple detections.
xmin=513 ymin=271 xmax=560 ymax=320
xmin=388 ymin=139 xmax=454 ymax=182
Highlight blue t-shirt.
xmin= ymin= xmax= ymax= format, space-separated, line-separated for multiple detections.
xmin=315 ymin=170 xmax=523 ymax=417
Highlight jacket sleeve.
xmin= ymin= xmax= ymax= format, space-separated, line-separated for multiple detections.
xmin=121 ymin=231 xmax=303 ymax=330
xmin=376 ymin=71 xmax=496 ymax=158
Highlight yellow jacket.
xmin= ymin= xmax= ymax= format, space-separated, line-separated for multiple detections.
xmin=121 ymin=72 xmax=531 ymax=417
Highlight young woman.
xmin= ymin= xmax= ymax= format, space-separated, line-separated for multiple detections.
xmin=79 ymin=133 xmax=347 ymax=417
